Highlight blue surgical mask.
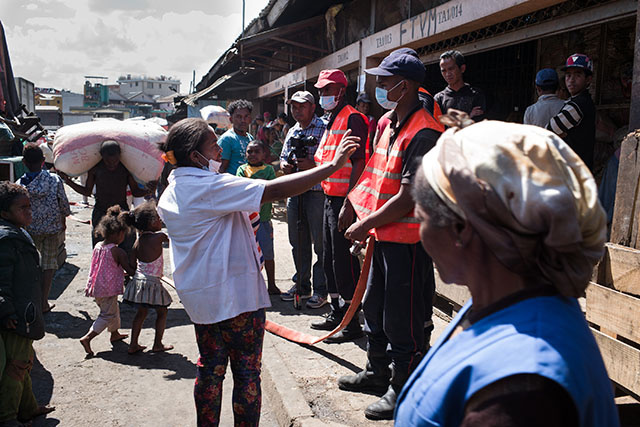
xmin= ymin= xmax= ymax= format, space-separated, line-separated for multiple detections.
xmin=375 ymin=80 xmax=405 ymax=110
xmin=319 ymin=95 xmax=338 ymax=111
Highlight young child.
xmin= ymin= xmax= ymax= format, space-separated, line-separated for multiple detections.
xmin=0 ymin=182 xmax=55 ymax=424
xmin=122 ymin=201 xmax=173 ymax=354
xmin=19 ymin=143 xmax=71 ymax=313
xmin=236 ymin=141 xmax=280 ymax=295
xmin=79 ymin=205 xmax=135 ymax=357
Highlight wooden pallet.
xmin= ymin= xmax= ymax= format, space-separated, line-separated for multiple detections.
xmin=433 ymin=242 xmax=640 ymax=400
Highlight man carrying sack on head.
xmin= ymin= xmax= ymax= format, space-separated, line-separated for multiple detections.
xmin=311 ymin=69 xmax=369 ymax=343
xmin=338 ymin=52 xmax=444 ymax=420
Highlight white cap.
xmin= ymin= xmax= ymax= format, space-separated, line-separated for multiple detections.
xmin=286 ymin=91 xmax=315 ymax=105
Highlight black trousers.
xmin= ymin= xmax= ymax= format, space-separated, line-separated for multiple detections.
xmin=322 ymin=195 xmax=361 ymax=300
xmin=363 ymin=240 xmax=435 ymax=384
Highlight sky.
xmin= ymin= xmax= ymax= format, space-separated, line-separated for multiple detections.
xmin=1 ymin=0 xmax=268 ymax=94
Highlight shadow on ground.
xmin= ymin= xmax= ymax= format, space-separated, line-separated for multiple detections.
xmin=49 ymin=263 xmax=79 ymax=300
xmin=45 ymin=306 xmax=192 ymax=339
xmin=30 ymin=356 xmax=60 ymax=427
xmin=95 ymin=341 xmax=196 ymax=380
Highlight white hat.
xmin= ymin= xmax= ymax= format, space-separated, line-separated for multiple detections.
xmin=286 ymin=91 xmax=315 ymax=105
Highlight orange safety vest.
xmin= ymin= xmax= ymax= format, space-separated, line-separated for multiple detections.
xmin=419 ymin=87 xmax=443 ymax=119
xmin=314 ymin=105 xmax=369 ymax=197
xmin=348 ymin=108 xmax=443 ymax=244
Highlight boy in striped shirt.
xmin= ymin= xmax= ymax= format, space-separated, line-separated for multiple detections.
xmin=547 ymin=54 xmax=596 ymax=170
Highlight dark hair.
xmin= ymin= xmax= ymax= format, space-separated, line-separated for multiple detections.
xmin=160 ymin=118 xmax=212 ymax=167
xmin=278 ymin=112 xmax=287 ymax=120
xmin=94 ymin=205 xmax=130 ymax=239
xmin=537 ymin=82 xmax=558 ymax=92
xmin=99 ymin=140 xmax=121 ymax=157
xmin=411 ymin=167 xmax=462 ymax=228
xmin=22 ymin=143 xmax=45 ymax=169
xmin=127 ymin=200 xmax=159 ymax=232
xmin=248 ymin=140 xmax=269 ymax=154
xmin=227 ymin=99 xmax=253 ymax=116
xmin=440 ymin=50 xmax=465 ymax=68
xmin=0 ymin=181 xmax=28 ymax=213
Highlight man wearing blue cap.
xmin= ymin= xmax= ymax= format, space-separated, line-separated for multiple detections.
xmin=523 ymin=68 xmax=565 ymax=128
xmin=337 ymin=51 xmax=444 ymax=420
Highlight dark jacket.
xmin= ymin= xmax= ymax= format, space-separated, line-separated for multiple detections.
xmin=0 ymin=219 xmax=44 ymax=339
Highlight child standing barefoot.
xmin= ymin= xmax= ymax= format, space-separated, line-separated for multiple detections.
xmin=80 ymin=206 xmax=135 ymax=357
xmin=123 ymin=201 xmax=173 ymax=354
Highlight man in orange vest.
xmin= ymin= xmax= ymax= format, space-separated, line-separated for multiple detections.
xmin=311 ymin=69 xmax=369 ymax=342
xmin=338 ymin=52 xmax=444 ymax=420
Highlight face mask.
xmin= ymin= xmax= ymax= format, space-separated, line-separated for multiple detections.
xmin=207 ymin=159 xmax=221 ymax=173
xmin=195 ymin=151 xmax=220 ymax=173
xmin=319 ymin=95 xmax=338 ymax=111
xmin=375 ymin=80 xmax=405 ymax=110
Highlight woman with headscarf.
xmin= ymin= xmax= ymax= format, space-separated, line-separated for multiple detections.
xmin=395 ymin=113 xmax=619 ymax=426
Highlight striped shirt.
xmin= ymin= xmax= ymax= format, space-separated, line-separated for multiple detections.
xmin=547 ymin=100 xmax=583 ymax=135
xmin=546 ymin=90 xmax=596 ymax=170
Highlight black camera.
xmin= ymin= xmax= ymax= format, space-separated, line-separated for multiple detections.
xmin=287 ymin=134 xmax=317 ymax=168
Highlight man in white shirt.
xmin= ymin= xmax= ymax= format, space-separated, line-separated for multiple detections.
xmin=156 ymin=117 xmax=359 ymax=426
xmin=523 ymin=68 xmax=565 ymax=128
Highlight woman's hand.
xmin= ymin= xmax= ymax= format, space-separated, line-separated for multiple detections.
xmin=330 ymin=129 xmax=360 ymax=170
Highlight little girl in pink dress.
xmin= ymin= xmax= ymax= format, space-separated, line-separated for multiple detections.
xmin=80 ymin=206 xmax=135 ymax=357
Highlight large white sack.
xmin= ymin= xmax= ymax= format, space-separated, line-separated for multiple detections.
xmin=53 ymin=120 xmax=167 ymax=183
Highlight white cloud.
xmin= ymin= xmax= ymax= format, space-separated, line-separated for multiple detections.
xmin=1 ymin=0 xmax=267 ymax=93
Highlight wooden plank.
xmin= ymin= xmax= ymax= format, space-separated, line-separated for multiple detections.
xmin=434 ymin=269 xmax=471 ymax=308
xmin=601 ymin=242 xmax=640 ymax=296
xmin=592 ymin=328 xmax=640 ymax=399
xmin=611 ymin=132 xmax=640 ymax=248
xmin=586 ymin=282 xmax=640 ymax=342
xmin=628 ymin=0 xmax=640 ymax=130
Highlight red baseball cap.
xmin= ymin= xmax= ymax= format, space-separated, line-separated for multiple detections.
xmin=314 ymin=69 xmax=347 ymax=89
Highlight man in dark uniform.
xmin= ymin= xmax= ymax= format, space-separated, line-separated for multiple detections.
xmin=339 ymin=52 xmax=444 ymax=420
xmin=311 ymin=69 xmax=369 ymax=343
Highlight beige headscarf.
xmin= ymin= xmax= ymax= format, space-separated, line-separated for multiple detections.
xmin=421 ymin=116 xmax=606 ymax=297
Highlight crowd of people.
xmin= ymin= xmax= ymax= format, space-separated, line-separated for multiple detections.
xmin=0 ymin=46 xmax=620 ymax=427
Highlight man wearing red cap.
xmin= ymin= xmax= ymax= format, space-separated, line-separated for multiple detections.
xmin=311 ymin=69 xmax=369 ymax=342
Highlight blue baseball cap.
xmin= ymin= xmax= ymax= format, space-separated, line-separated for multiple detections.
xmin=535 ymin=68 xmax=558 ymax=86
xmin=365 ymin=52 xmax=426 ymax=83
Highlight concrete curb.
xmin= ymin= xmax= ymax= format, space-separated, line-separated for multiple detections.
xmin=262 ymin=336 xmax=349 ymax=426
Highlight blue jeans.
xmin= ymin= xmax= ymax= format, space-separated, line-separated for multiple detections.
xmin=287 ymin=191 xmax=327 ymax=296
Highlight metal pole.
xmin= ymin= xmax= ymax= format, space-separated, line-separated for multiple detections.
xmin=242 ymin=0 xmax=246 ymax=38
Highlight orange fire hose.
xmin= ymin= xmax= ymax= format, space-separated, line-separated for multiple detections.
xmin=265 ymin=240 xmax=374 ymax=345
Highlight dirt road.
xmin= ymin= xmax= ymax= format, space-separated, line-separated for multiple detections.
xmin=30 ymin=189 xmax=278 ymax=427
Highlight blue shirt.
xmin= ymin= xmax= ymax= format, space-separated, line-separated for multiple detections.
xmin=280 ymin=115 xmax=327 ymax=191
xmin=219 ymin=128 xmax=254 ymax=175
xmin=396 ymin=293 xmax=619 ymax=427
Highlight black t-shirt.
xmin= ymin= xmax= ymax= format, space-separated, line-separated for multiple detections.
xmin=327 ymin=103 xmax=368 ymax=160
xmin=435 ymin=83 xmax=486 ymax=121
xmin=387 ymin=104 xmax=442 ymax=184
xmin=546 ymin=90 xmax=596 ymax=170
